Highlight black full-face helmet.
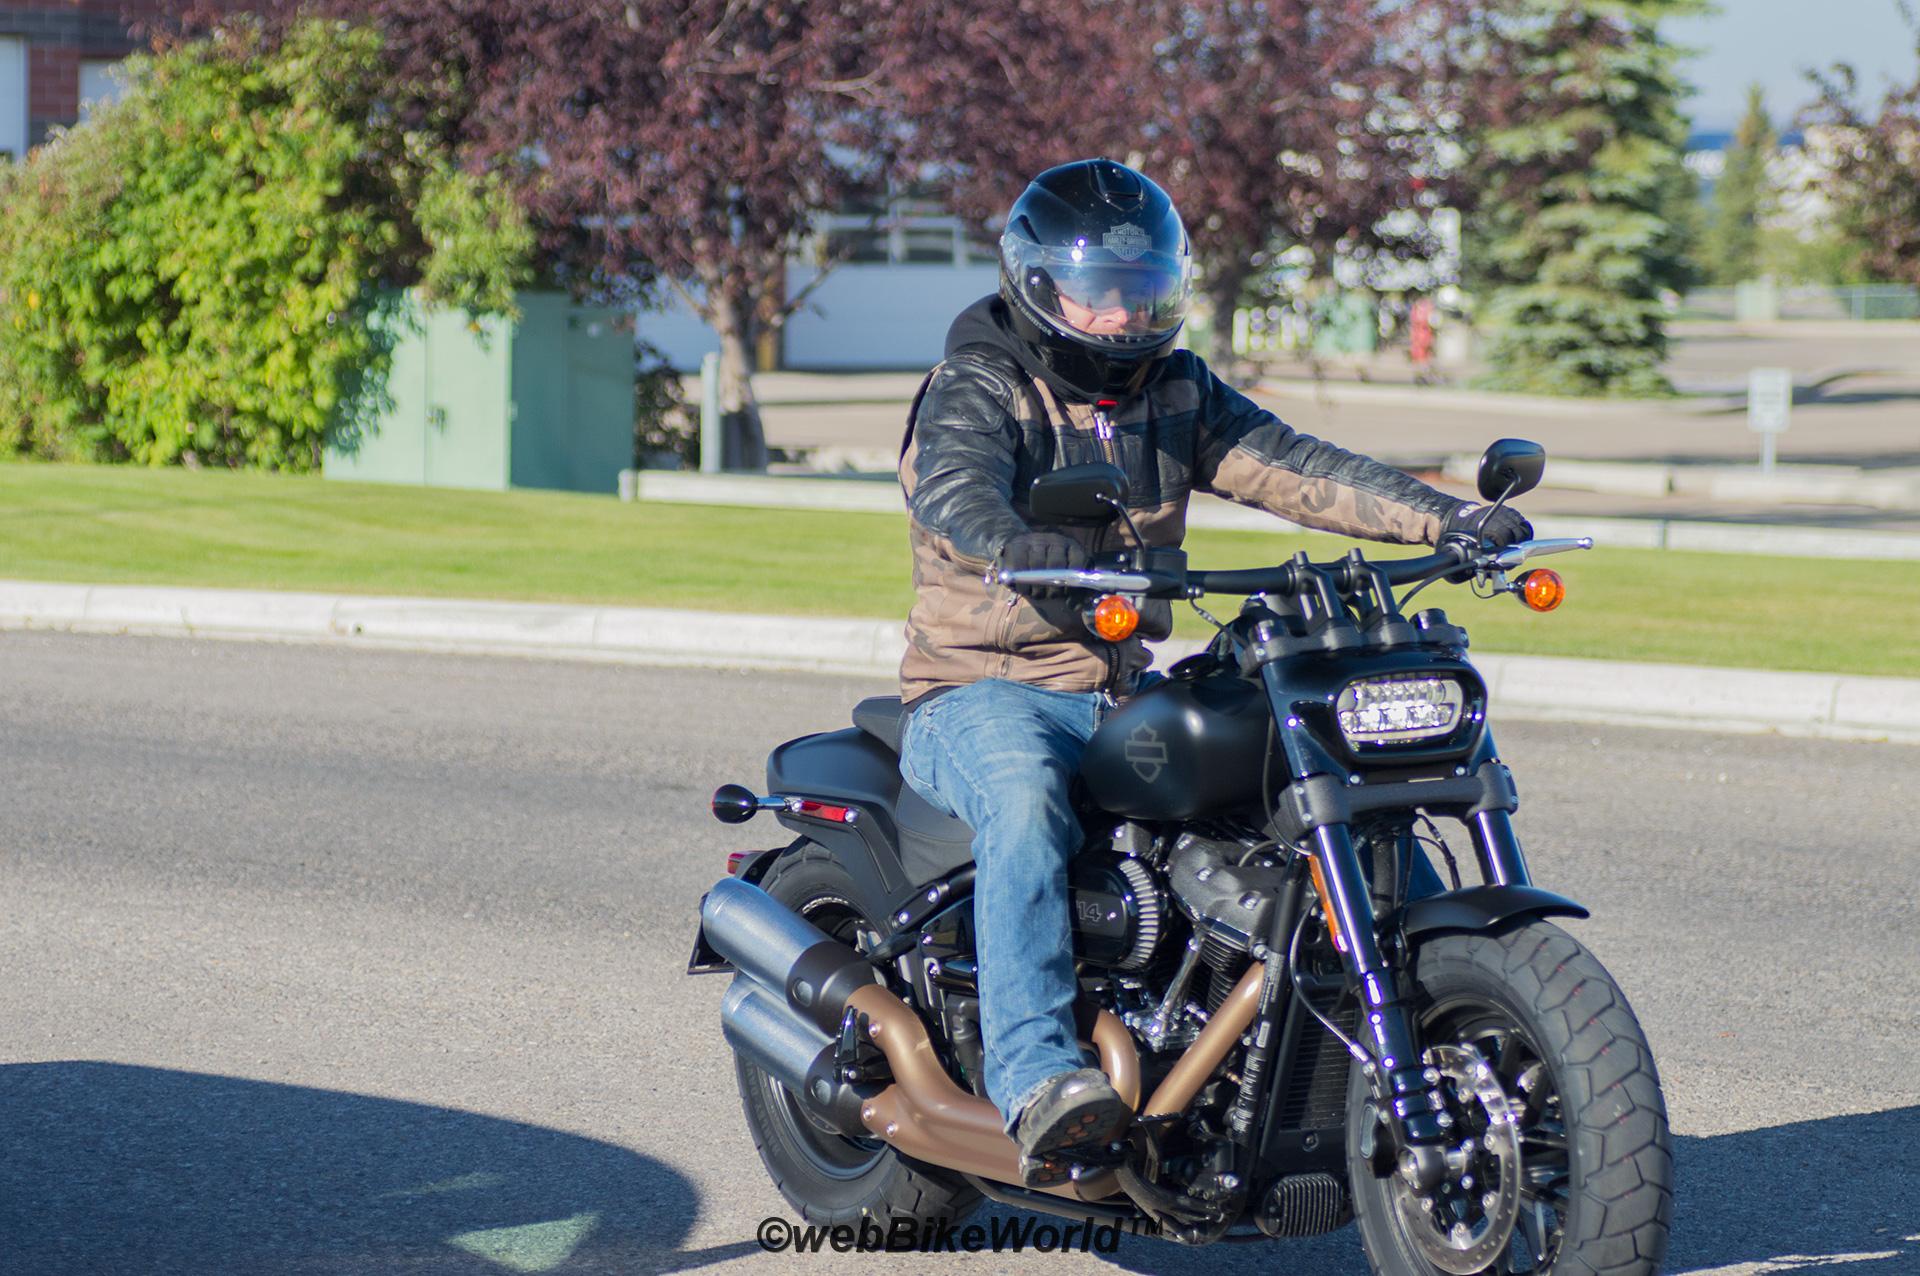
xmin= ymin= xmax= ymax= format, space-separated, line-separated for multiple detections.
xmin=998 ymin=158 xmax=1192 ymax=401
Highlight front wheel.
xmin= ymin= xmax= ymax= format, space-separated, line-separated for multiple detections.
xmin=1346 ymin=921 xmax=1671 ymax=1276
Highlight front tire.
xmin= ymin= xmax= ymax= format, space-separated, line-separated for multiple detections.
xmin=1347 ymin=921 xmax=1672 ymax=1275
xmin=735 ymin=842 xmax=982 ymax=1228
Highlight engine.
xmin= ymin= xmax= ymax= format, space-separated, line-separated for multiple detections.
xmin=1166 ymin=832 xmax=1292 ymax=955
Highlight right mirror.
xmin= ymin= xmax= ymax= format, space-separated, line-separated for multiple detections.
xmin=1476 ymin=439 xmax=1547 ymax=503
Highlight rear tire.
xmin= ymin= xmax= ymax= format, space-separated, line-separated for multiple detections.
xmin=1346 ymin=920 xmax=1671 ymax=1275
xmin=735 ymin=842 xmax=982 ymax=1228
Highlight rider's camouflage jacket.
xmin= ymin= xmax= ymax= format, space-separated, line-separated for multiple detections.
xmin=898 ymin=330 xmax=1466 ymax=706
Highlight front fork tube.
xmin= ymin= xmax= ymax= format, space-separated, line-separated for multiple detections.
xmin=1470 ymin=807 xmax=1531 ymax=887
xmin=1261 ymin=662 xmax=1451 ymax=1185
xmin=1309 ymin=822 xmax=1451 ymax=1183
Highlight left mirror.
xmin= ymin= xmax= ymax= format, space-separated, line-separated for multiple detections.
xmin=1029 ymin=463 xmax=1129 ymax=525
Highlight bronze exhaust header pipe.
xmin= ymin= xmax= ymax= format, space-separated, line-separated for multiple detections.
xmin=1140 ymin=962 xmax=1265 ymax=1119
xmin=848 ymin=984 xmax=1140 ymax=1202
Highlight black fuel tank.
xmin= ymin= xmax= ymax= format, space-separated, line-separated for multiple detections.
xmin=1079 ymin=671 xmax=1274 ymax=820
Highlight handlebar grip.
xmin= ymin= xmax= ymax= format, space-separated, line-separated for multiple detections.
xmin=1376 ymin=538 xmax=1475 ymax=587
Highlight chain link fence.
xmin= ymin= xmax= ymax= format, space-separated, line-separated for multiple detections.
xmin=1680 ymin=284 xmax=1920 ymax=322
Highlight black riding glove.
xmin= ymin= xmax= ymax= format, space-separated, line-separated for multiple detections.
xmin=995 ymin=532 xmax=1089 ymax=598
xmin=1441 ymin=502 xmax=1534 ymax=551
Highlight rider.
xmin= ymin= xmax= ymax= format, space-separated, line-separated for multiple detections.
xmin=894 ymin=158 xmax=1529 ymax=1187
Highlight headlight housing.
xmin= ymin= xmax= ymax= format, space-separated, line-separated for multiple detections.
xmin=1336 ymin=674 xmax=1465 ymax=746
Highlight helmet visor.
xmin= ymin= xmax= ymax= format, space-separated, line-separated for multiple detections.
xmin=1001 ymin=232 xmax=1192 ymax=344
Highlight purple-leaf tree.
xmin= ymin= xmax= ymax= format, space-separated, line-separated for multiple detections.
xmin=1803 ymin=10 xmax=1920 ymax=288
xmin=1143 ymin=0 xmax=1458 ymax=369
xmin=172 ymin=0 xmax=1111 ymax=464
xmin=935 ymin=2 xmax=1455 ymax=372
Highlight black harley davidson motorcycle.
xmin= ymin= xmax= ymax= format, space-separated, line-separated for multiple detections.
xmin=689 ymin=441 xmax=1671 ymax=1274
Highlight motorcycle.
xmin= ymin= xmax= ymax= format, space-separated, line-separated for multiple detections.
xmin=688 ymin=439 xmax=1672 ymax=1274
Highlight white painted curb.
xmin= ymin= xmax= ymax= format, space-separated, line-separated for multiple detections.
xmin=4 ymin=579 xmax=1918 ymax=744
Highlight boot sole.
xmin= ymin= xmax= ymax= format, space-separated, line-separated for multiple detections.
xmin=1016 ymin=1095 xmax=1132 ymax=1188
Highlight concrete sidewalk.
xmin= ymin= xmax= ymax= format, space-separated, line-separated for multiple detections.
xmin=5 ymin=579 xmax=1917 ymax=744
xmin=627 ymin=470 xmax=1920 ymax=561
xmin=1439 ymin=455 xmax=1920 ymax=513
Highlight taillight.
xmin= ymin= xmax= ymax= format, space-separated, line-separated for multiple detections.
xmin=725 ymin=852 xmax=752 ymax=876
xmin=792 ymin=799 xmax=858 ymax=824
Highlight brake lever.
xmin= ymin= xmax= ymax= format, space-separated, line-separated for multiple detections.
xmin=1489 ymin=537 xmax=1595 ymax=571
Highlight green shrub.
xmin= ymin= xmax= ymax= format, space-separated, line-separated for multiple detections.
xmin=0 ymin=20 xmax=531 ymax=470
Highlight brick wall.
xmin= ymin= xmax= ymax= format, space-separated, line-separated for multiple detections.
xmin=27 ymin=42 xmax=76 ymax=125
xmin=1 ymin=0 xmax=201 ymax=144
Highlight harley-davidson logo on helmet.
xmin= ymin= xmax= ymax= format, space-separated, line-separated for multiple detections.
xmin=1103 ymin=222 xmax=1150 ymax=262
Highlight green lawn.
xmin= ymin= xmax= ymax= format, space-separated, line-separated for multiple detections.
xmin=4 ymin=462 xmax=1918 ymax=677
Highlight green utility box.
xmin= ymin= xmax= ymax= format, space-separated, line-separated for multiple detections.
xmin=324 ymin=292 xmax=633 ymax=493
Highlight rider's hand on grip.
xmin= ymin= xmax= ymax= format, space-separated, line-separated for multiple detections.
xmin=1435 ymin=530 xmax=1485 ymax=584
xmin=1442 ymin=502 xmax=1534 ymax=550
xmin=995 ymin=533 xmax=1089 ymax=598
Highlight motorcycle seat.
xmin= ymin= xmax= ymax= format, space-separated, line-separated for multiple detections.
xmin=852 ymin=695 xmax=908 ymax=755
xmin=850 ymin=697 xmax=977 ymax=881
xmin=895 ymin=784 xmax=977 ymax=881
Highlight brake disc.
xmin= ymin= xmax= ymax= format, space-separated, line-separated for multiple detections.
xmin=1390 ymin=1042 xmax=1523 ymax=1275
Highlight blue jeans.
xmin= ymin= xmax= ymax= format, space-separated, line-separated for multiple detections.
xmin=898 ymin=678 xmax=1108 ymax=1129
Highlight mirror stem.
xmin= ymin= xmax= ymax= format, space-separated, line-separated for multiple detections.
xmin=1100 ymin=495 xmax=1150 ymax=565
xmin=1476 ymin=480 xmax=1519 ymax=546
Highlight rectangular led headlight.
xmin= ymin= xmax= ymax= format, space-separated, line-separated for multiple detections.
xmin=1336 ymin=674 xmax=1465 ymax=746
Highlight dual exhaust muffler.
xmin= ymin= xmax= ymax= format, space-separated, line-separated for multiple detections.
xmin=705 ymin=876 xmax=878 ymax=1135
xmin=699 ymin=875 xmax=1142 ymax=1200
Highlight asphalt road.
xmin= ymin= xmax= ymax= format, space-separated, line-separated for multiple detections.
xmin=2 ymin=632 xmax=1915 ymax=1275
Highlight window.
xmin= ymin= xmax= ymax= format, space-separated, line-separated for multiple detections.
xmin=79 ymin=59 xmax=129 ymax=121
xmin=810 ymin=194 xmax=978 ymax=268
xmin=0 ymin=38 xmax=26 ymax=162
xmin=822 ymin=225 xmax=891 ymax=265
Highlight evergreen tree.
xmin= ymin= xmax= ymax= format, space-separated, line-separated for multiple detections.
xmin=1704 ymin=85 xmax=1777 ymax=284
xmin=1465 ymin=0 xmax=1705 ymax=397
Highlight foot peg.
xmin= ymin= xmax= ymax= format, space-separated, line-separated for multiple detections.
xmin=1019 ymin=1139 xmax=1129 ymax=1189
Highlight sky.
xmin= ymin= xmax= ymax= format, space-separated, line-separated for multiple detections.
xmin=1668 ymin=0 xmax=1919 ymax=133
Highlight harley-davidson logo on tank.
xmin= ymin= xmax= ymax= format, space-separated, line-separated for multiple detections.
xmin=1125 ymin=724 xmax=1169 ymax=783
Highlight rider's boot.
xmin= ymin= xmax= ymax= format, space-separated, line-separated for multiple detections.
xmin=1012 ymin=1068 xmax=1131 ymax=1188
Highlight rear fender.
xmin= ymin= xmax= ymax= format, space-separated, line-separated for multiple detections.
xmin=767 ymin=728 xmax=912 ymax=904
xmin=685 ymin=843 xmax=818 ymax=976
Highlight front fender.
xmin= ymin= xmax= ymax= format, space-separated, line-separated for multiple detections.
xmin=1397 ymin=885 xmax=1589 ymax=941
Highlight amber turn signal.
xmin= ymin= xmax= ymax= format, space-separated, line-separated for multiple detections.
xmin=1518 ymin=568 xmax=1566 ymax=612
xmin=1091 ymin=594 xmax=1140 ymax=641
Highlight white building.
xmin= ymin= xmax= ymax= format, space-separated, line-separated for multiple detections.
xmin=637 ymin=198 xmax=999 ymax=372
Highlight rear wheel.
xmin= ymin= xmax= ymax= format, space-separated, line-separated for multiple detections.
xmin=1347 ymin=921 xmax=1671 ymax=1275
xmin=735 ymin=842 xmax=982 ymax=1227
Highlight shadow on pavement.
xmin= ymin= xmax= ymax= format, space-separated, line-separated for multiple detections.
xmin=0 ymin=1061 xmax=759 ymax=1276
xmin=7 ymin=1062 xmax=1914 ymax=1275
xmin=1092 ymin=1105 xmax=1920 ymax=1275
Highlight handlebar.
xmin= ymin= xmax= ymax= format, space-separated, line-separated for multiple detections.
xmin=995 ymin=536 xmax=1593 ymax=600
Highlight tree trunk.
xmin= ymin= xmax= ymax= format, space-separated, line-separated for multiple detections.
xmin=1202 ymin=263 xmax=1252 ymax=379
xmin=708 ymin=290 xmax=769 ymax=471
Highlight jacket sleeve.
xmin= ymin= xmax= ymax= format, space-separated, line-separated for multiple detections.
xmin=900 ymin=354 xmax=1033 ymax=570
xmin=1190 ymin=360 xmax=1463 ymax=544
